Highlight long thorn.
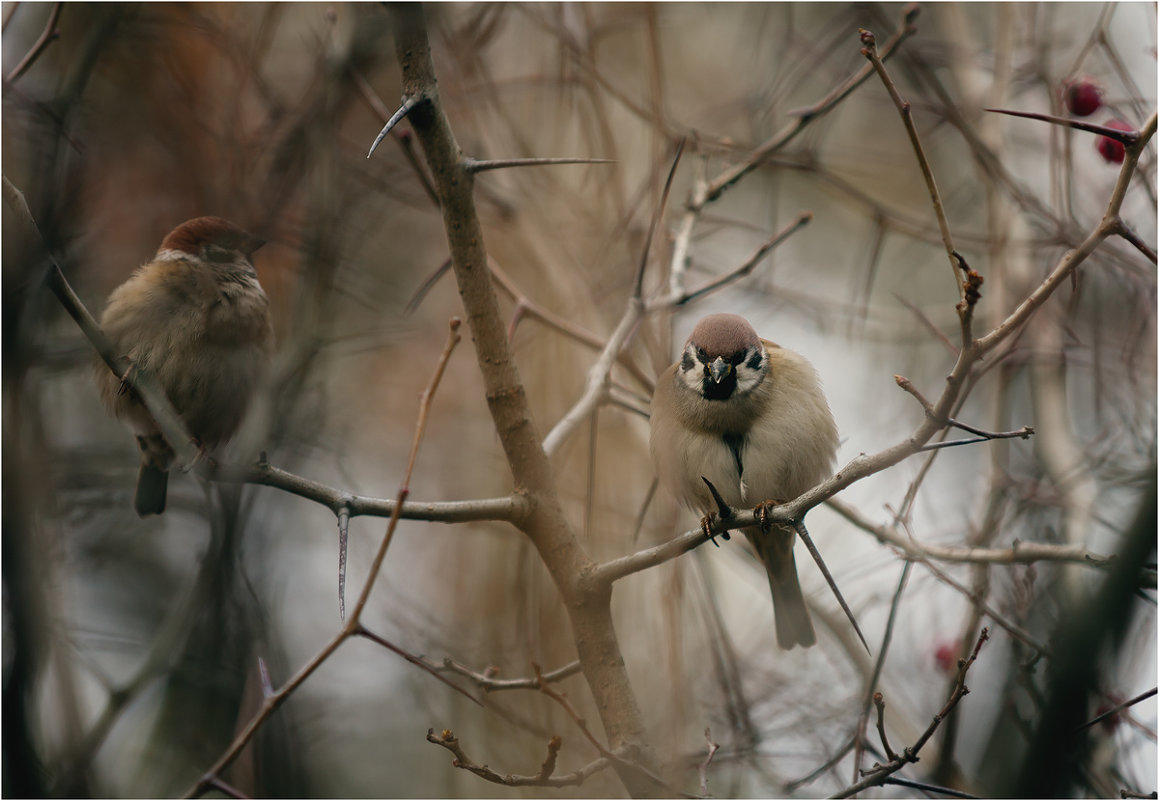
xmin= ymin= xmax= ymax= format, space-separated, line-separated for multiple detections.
xmin=984 ymin=107 xmax=1140 ymax=144
xmin=701 ymin=476 xmax=733 ymax=521
xmin=367 ymin=95 xmax=421 ymax=158
xmin=794 ymin=520 xmax=870 ymax=653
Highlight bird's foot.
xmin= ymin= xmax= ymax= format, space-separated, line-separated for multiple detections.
xmin=700 ymin=513 xmax=731 ymax=546
xmin=699 ymin=477 xmax=734 ymax=544
xmin=755 ymin=499 xmax=786 ymax=532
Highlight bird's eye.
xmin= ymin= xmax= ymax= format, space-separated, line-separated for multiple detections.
xmin=203 ymin=244 xmax=233 ymax=263
xmin=729 ymin=351 xmax=746 ymax=367
xmin=696 ymin=347 xmax=708 ymax=362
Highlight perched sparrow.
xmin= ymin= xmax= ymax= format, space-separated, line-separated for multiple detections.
xmin=95 ymin=216 xmax=273 ymax=517
xmin=649 ymin=313 xmax=838 ymax=649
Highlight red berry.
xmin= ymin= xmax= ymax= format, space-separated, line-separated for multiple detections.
xmin=934 ymin=642 xmax=958 ymax=674
xmin=1096 ymin=118 xmax=1133 ymax=164
xmin=1062 ymin=76 xmax=1103 ymax=116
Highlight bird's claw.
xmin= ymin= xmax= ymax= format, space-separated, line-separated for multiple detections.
xmin=700 ymin=514 xmax=731 ymax=547
xmin=701 ymin=515 xmax=718 ymax=546
xmin=755 ymin=499 xmax=785 ymax=532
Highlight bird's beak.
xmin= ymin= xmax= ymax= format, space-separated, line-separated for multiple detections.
xmin=709 ymin=356 xmax=731 ymax=384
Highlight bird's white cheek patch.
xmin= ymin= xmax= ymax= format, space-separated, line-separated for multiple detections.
xmin=740 ymin=478 xmax=749 ymax=504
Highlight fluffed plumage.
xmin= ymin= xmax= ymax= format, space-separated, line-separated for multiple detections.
xmin=649 ymin=313 xmax=838 ymax=648
xmin=95 ymin=216 xmax=273 ymax=516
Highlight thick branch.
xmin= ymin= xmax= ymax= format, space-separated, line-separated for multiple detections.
xmin=388 ymin=6 xmax=659 ymax=792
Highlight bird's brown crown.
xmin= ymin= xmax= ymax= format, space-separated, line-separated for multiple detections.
xmin=158 ymin=216 xmax=265 ymax=258
xmin=686 ymin=313 xmax=760 ymax=356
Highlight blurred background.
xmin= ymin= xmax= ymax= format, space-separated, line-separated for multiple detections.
xmin=3 ymin=2 xmax=1155 ymax=797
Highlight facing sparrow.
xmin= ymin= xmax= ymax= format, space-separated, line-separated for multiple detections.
xmin=649 ymin=313 xmax=838 ymax=649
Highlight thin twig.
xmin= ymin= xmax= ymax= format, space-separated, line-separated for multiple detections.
xmin=984 ymin=107 xmax=1141 ymax=144
xmin=425 ymin=728 xmax=611 ymax=788
xmin=488 ymin=258 xmax=654 ymax=391
xmin=860 ymin=28 xmax=961 ymax=306
xmin=1115 ymin=222 xmax=1158 ymax=265
xmin=437 ymin=658 xmax=582 ymax=692
xmin=532 ymin=663 xmax=616 ymax=758
xmin=203 ymin=776 xmax=249 ymax=800
xmin=635 ymin=137 xmax=686 ymax=297
xmin=976 ymin=112 xmax=1157 ymax=357
xmin=829 ymin=494 xmax=1109 ymax=566
xmin=1074 ymin=687 xmax=1158 ymax=733
xmin=874 ymin=692 xmax=899 ymax=762
xmin=184 ymin=319 xmax=463 ymax=798
xmin=463 ymin=156 xmax=616 ymax=173
xmin=5 ymin=1 xmax=63 ymax=83
xmin=882 ymin=775 xmax=979 ymax=798
xmin=832 ymin=629 xmax=990 ymax=798
xmin=916 ymin=430 xmax=1034 ymax=452
xmin=355 ymin=625 xmax=480 ymax=705
xmin=854 ymin=561 xmax=911 ymax=776
xmin=654 ymin=211 xmax=813 ymax=309
xmin=4 ymin=175 xmax=200 ymax=469
xmin=892 ymin=294 xmax=959 ymax=355
xmin=530 ymin=664 xmax=683 ymax=797
xmin=704 ymin=4 xmax=920 ymax=202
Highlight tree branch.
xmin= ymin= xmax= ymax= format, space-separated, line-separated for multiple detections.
xmin=386 ymin=6 xmax=661 ymax=793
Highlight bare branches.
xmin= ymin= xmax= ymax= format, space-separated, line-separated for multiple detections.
xmin=355 ymin=624 xmax=479 ymax=705
xmin=985 ymin=107 xmax=1142 ymax=144
xmin=853 ymin=561 xmax=911 ymax=777
xmin=541 ymin=294 xmax=644 ymax=457
xmin=636 ymin=138 xmax=686 ymax=297
xmin=209 ymin=458 xmax=528 ymax=524
xmin=426 ymin=728 xmax=611 ymax=788
xmin=860 ymin=27 xmax=962 ymax=308
xmin=703 ymin=4 xmax=921 ymax=203
xmin=184 ymin=318 xmax=464 ymax=798
xmin=5 ymin=2 xmax=63 ymax=83
xmin=4 ymin=174 xmax=200 ymax=469
xmin=832 ymin=629 xmax=991 ymax=798
xmin=827 ymin=497 xmax=1108 ymax=568
xmin=437 ymin=658 xmax=582 ymax=692
xmin=652 ymin=211 xmax=814 ymax=310
xmin=387 ymin=7 xmax=661 ymax=793
xmin=975 ymin=111 xmax=1157 ymax=356
xmin=874 ymin=693 xmax=899 ymax=762
xmin=896 ymin=373 xmax=1035 ymax=451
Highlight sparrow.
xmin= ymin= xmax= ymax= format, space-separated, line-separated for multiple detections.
xmin=95 ymin=216 xmax=273 ymax=517
xmin=649 ymin=313 xmax=838 ymax=649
